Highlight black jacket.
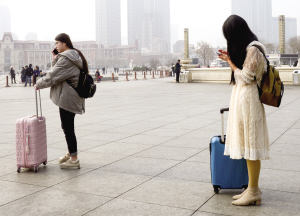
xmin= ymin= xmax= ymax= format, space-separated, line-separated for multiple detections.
xmin=25 ymin=67 xmax=33 ymax=76
xmin=175 ymin=63 xmax=181 ymax=73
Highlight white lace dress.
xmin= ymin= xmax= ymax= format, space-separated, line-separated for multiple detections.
xmin=224 ymin=41 xmax=270 ymax=160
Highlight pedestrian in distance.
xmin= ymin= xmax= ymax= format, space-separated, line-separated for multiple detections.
xmin=35 ymin=33 xmax=88 ymax=169
xmin=102 ymin=67 xmax=105 ymax=75
xmin=95 ymin=69 xmax=100 ymax=83
xmin=175 ymin=59 xmax=181 ymax=83
xmin=10 ymin=66 xmax=16 ymax=84
xmin=21 ymin=66 xmax=26 ymax=83
xmin=24 ymin=64 xmax=33 ymax=87
xmin=171 ymin=63 xmax=175 ymax=77
xmin=33 ymin=66 xmax=40 ymax=85
xmin=218 ymin=15 xmax=269 ymax=206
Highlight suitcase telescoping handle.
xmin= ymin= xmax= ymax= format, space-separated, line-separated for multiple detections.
xmin=220 ymin=108 xmax=229 ymax=143
xmin=35 ymin=89 xmax=43 ymax=121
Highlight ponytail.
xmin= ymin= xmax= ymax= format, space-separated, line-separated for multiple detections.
xmin=74 ymin=48 xmax=89 ymax=74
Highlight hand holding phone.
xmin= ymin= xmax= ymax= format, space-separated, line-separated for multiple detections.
xmin=53 ymin=48 xmax=59 ymax=55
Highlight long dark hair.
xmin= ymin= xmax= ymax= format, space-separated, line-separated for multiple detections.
xmin=55 ymin=33 xmax=89 ymax=74
xmin=222 ymin=15 xmax=258 ymax=84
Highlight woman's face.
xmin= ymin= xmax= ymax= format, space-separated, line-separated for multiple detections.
xmin=55 ymin=41 xmax=68 ymax=53
xmin=35 ymin=66 xmax=37 ymax=70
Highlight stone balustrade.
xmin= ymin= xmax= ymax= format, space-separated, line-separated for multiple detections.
xmin=187 ymin=67 xmax=300 ymax=85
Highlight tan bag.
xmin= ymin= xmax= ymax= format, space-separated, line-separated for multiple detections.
xmin=252 ymin=45 xmax=284 ymax=107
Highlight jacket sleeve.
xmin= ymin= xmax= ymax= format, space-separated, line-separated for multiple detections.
xmin=234 ymin=47 xmax=264 ymax=85
xmin=36 ymin=56 xmax=73 ymax=89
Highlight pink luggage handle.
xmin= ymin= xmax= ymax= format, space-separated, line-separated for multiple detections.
xmin=35 ymin=89 xmax=43 ymax=122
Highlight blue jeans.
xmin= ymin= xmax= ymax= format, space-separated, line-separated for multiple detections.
xmin=25 ymin=76 xmax=31 ymax=86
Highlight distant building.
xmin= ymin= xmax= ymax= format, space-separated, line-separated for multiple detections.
xmin=231 ymin=0 xmax=272 ymax=43
xmin=0 ymin=32 xmax=53 ymax=72
xmin=173 ymin=40 xmax=184 ymax=53
xmin=25 ymin=32 xmax=38 ymax=41
xmin=128 ymin=0 xmax=170 ymax=53
xmin=0 ymin=6 xmax=11 ymax=40
xmin=95 ymin=0 xmax=121 ymax=46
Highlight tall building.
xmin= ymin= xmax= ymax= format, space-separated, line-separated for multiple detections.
xmin=95 ymin=0 xmax=121 ymax=46
xmin=128 ymin=0 xmax=170 ymax=53
xmin=0 ymin=5 xmax=11 ymax=39
xmin=272 ymin=17 xmax=297 ymax=45
xmin=231 ymin=0 xmax=272 ymax=43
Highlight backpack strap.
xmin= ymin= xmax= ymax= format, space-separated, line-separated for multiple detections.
xmin=251 ymin=45 xmax=270 ymax=82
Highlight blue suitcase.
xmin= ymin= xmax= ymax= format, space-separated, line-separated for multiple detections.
xmin=210 ymin=108 xmax=248 ymax=194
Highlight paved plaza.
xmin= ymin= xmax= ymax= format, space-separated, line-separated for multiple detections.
xmin=0 ymin=77 xmax=300 ymax=215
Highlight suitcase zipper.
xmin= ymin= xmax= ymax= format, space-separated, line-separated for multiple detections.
xmin=23 ymin=119 xmax=29 ymax=168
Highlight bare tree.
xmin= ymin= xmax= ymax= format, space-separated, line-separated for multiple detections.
xmin=287 ymin=36 xmax=300 ymax=54
xmin=150 ymin=58 xmax=160 ymax=71
xmin=195 ymin=41 xmax=215 ymax=66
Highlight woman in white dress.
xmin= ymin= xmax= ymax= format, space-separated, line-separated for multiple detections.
xmin=218 ymin=15 xmax=270 ymax=206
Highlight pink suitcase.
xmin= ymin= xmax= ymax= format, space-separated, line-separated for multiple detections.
xmin=15 ymin=89 xmax=47 ymax=173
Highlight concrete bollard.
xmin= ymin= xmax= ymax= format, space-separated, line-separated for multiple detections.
xmin=111 ymin=73 xmax=116 ymax=82
xmin=126 ymin=72 xmax=129 ymax=81
xmin=152 ymin=71 xmax=155 ymax=79
xmin=6 ymin=76 xmax=10 ymax=87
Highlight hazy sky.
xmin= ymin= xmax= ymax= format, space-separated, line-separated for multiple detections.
xmin=0 ymin=0 xmax=299 ymax=47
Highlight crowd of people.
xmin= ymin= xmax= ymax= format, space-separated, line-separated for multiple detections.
xmin=8 ymin=64 xmax=45 ymax=86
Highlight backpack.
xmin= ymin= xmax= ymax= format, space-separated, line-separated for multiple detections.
xmin=67 ymin=71 xmax=96 ymax=99
xmin=252 ymin=45 xmax=284 ymax=107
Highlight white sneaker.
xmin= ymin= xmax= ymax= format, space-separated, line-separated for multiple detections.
xmin=60 ymin=159 xmax=80 ymax=169
xmin=58 ymin=154 xmax=70 ymax=164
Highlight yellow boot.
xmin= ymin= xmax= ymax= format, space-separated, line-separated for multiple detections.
xmin=232 ymin=160 xmax=261 ymax=206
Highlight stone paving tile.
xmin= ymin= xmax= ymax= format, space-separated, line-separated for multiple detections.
xmin=262 ymin=154 xmax=300 ymax=172
xmin=199 ymin=189 xmax=300 ymax=216
xmin=0 ymin=143 xmax=15 ymax=158
xmin=259 ymin=168 xmax=300 ymax=193
xmin=119 ymin=134 xmax=174 ymax=145
xmin=134 ymin=145 xmax=201 ymax=161
xmin=0 ymin=188 xmax=111 ymax=216
xmin=86 ymin=142 xmax=153 ymax=156
xmin=79 ymin=131 xmax=135 ymax=142
xmin=270 ymin=143 xmax=300 ymax=156
xmin=120 ymin=177 xmax=213 ymax=210
xmin=85 ymin=198 xmax=193 ymax=216
xmin=53 ymin=170 xmax=151 ymax=198
xmin=0 ymin=164 xmax=93 ymax=187
xmin=102 ymin=156 xmax=180 ymax=176
xmin=159 ymin=161 xmax=211 ymax=183
xmin=186 ymin=149 xmax=210 ymax=164
xmin=0 ymin=158 xmax=19 ymax=177
xmin=0 ymin=180 xmax=45 ymax=206
xmin=160 ymin=136 xmax=208 ymax=149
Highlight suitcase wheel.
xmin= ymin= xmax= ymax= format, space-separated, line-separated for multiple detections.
xmin=43 ymin=161 xmax=47 ymax=165
xmin=17 ymin=168 xmax=21 ymax=173
xmin=34 ymin=167 xmax=38 ymax=172
xmin=213 ymin=185 xmax=220 ymax=194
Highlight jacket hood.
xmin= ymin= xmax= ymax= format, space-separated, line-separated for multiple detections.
xmin=246 ymin=41 xmax=267 ymax=54
xmin=59 ymin=49 xmax=83 ymax=69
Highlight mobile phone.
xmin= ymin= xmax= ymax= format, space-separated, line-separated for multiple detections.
xmin=53 ymin=48 xmax=59 ymax=55
xmin=216 ymin=52 xmax=221 ymax=55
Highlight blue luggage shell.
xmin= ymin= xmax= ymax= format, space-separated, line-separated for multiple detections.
xmin=210 ymin=135 xmax=248 ymax=193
